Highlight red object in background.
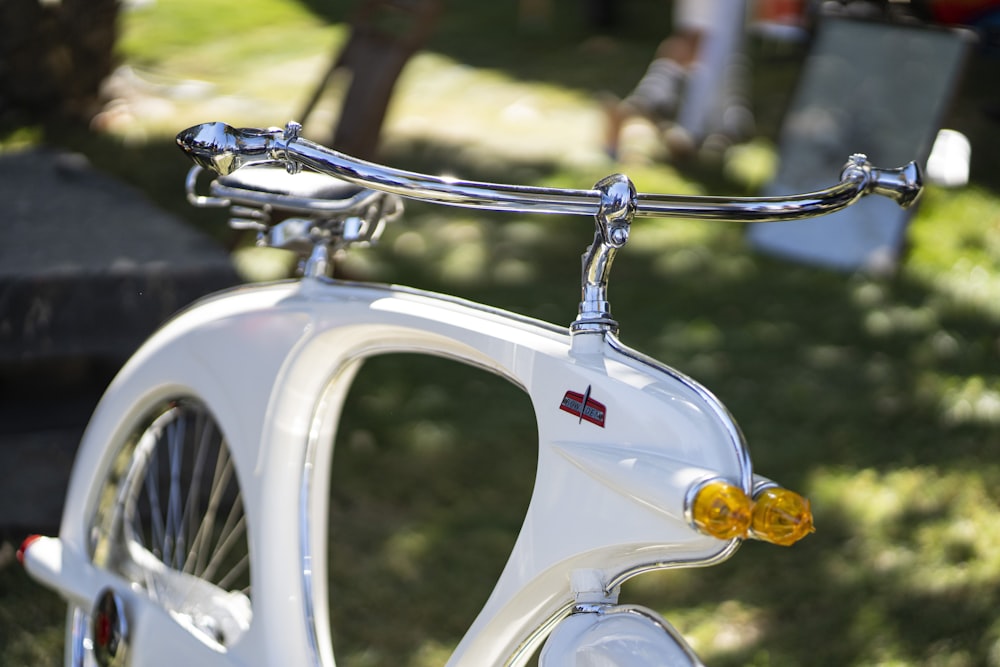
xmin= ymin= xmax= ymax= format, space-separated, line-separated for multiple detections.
xmin=757 ymin=0 xmax=806 ymax=25
xmin=929 ymin=0 xmax=1000 ymax=25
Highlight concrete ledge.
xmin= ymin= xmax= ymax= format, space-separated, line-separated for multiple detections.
xmin=0 ymin=147 xmax=239 ymax=363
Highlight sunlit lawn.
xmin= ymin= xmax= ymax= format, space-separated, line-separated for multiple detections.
xmin=3 ymin=0 xmax=1000 ymax=665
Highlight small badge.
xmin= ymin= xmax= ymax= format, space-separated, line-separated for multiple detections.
xmin=560 ymin=385 xmax=606 ymax=428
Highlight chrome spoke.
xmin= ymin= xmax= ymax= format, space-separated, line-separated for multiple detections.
xmin=191 ymin=443 xmax=235 ymax=578
xmin=144 ymin=442 xmax=166 ymax=560
xmin=216 ymin=551 xmax=251 ymax=592
xmin=164 ymin=416 xmax=186 ymax=569
xmin=210 ymin=491 xmax=245 ymax=568
xmin=181 ymin=411 xmax=214 ymax=574
xmin=201 ymin=512 xmax=246 ymax=583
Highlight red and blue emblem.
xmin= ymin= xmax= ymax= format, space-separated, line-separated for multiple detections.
xmin=559 ymin=385 xmax=606 ymax=428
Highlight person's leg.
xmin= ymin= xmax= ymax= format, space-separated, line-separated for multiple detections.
xmin=675 ymin=0 xmax=750 ymax=148
xmin=603 ymin=0 xmax=715 ymax=158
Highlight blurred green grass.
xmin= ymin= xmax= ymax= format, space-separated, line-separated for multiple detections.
xmin=3 ymin=0 xmax=1000 ymax=665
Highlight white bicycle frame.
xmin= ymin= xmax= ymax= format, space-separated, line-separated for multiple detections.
xmin=22 ymin=121 xmax=923 ymax=667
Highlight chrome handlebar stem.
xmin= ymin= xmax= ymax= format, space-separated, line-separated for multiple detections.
xmin=176 ymin=121 xmax=924 ymax=334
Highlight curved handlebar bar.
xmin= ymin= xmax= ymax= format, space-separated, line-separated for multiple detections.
xmin=176 ymin=121 xmax=922 ymax=223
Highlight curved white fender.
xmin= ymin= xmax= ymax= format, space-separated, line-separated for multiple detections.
xmin=49 ymin=277 xmax=751 ymax=666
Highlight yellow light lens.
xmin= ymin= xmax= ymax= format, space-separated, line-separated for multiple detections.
xmin=690 ymin=480 xmax=752 ymax=540
xmin=751 ymin=487 xmax=816 ymax=546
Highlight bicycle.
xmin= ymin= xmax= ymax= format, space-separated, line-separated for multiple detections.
xmin=19 ymin=119 xmax=921 ymax=666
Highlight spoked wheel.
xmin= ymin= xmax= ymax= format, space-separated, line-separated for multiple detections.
xmin=71 ymin=398 xmax=252 ymax=664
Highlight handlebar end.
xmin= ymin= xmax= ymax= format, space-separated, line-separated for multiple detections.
xmin=176 ymin=122 xmax=240 ymax=174
xmin=869 ymin=160 xmax=923 ymax=209
xmin=176 ymin=122 xmax=285 ymax=176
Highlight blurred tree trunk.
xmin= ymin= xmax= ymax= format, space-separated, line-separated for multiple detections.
xmin=0 ymin=0 xmax=120 ymax=127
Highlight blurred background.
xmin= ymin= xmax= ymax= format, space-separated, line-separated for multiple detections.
xmin=2 ymin=0 xmax=1000 ymax=665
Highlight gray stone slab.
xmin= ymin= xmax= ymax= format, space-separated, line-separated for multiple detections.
xmin=0 ymin=147 xmax=239 ymax=363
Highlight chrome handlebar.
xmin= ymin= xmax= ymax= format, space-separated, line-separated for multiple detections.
xmin=176 ymin=120 xmax=924 ymax=335
xmin=176 ymin=121 xmax=923 ymax=223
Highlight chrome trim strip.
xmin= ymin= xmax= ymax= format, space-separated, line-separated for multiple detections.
xmin=604 ymin=334 xmax=752 ymax=490
xmin=69 ymin=606 xmax=88 ymax=667
xmin=299 ymin=421 xmax=323 ymax=667
xmin=300 ymin=362 xmax=364 ymax=667
xmin=503 ymin=602 xmax=575 ymax=667
xmin=603 ymin=538 xmax=742 ymax=594
xmin=600 ymin=333 xmax=751 ymax=591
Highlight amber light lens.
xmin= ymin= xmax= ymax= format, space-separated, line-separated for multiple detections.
xmin=690 ymin=480 xmax=753 ymax=540
xmin=751 ymin=487 xmax=816 ymax=546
